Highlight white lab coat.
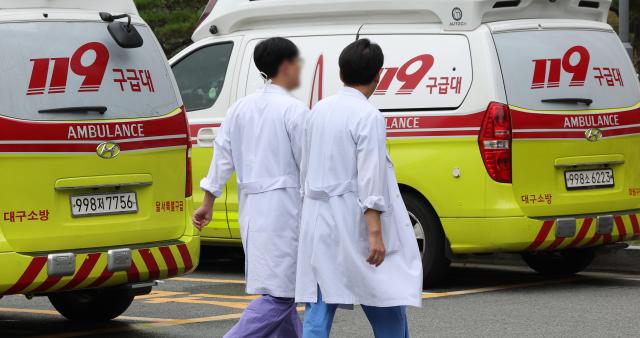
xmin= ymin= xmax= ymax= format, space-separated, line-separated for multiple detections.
xmin=201 ymin=84 xmax=308 ymax=298
xmin=295 ymin=87 xmax=423 ymax=307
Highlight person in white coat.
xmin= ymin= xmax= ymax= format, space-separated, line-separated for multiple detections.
xmin=296 ymin=39 xmax=423 ymax=338
xmin=192 ymin=37 xmax=308 ymax=338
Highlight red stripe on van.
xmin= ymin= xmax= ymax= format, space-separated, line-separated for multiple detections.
xmin=614 ymin=216 xmax=627 ymax=241
xmin=139 ymin=249 xmax=160 ymax=280
xmin=566 ymin=218 xmax=593 ymax=248
xmin=159 ymin=246 xmax=179 ymax=278
xmin=5 ymin=257 xmax=48 ymax=295
xmin=0 ymin=137 xmax=186 ymax=153
xmin=527 ymin=220 xmax=555 ymax=251
xmin=87 ymin=266 xmax=114 ymax=288
xmin=629 ymin=214 xmax=640 ymax=239
xmin=63 ymin=253 xmax=101 ymax=290
xmin=584 ymin=233 xmax=603 ymax=247
xmin=511 ymin=106 xmax=640 ymax=140
xmin=177 ymin=243 xmax=193 ymax=273
xmin=32 ymin=275 xmax=63 ymax=293
xmin=127 ymin=261 xmax=140 ymax=283
xmin=545 ymin=237 xmax=565 ymax=251
xmin=0 ymin=107 xmax=189 ymax=153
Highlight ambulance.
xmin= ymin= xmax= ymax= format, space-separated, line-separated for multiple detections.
xmin=0 ymin=0 xmax=199 ymax=321
xmin=171 ymin=0 xmax=640 ymax=285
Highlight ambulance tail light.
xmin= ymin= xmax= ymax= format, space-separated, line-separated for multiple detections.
xmin=194 ymin=0 xmax=218 ymax=31
xmin=478 ymin=102 xmax=512 ymax=183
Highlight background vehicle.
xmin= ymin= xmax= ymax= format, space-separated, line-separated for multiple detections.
xmin=171 ymin=0 xmax=640 ymax=286
xmin=0 ymin=0 xmax=199 ymax=321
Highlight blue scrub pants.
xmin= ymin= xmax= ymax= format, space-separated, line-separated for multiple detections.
xmin=303 ymin=287 xmax=409 ymax=338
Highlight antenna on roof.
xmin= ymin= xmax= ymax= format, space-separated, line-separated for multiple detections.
xmin=355 ymin=23 xmax=364 ymax=41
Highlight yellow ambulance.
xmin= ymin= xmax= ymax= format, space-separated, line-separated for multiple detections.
xmin=0 ymin=0 xmax=199 ymax=321
xmin=172 ymin=0 xmax=640 ymax=285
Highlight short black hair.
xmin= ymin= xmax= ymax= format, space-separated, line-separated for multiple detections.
xmin=253 ymin=37 xmax=299 ymax=79
xmin=339 ymin=39 xmax=384 ymax=86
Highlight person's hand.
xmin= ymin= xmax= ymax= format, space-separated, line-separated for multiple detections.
xmin=367 ymin=232 xmax=386 ymax=267
xmin=192 ymin=206 xmax=212 ymax=231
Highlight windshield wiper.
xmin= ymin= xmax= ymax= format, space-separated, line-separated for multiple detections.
xmin=541 ymin=98 xmax=593 ymax=106
xmin=38 ymin=106 xmax=107 ymax=114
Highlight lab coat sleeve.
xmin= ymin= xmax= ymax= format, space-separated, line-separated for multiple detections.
xmin=355 ymin=110 xmax=387 ymax=213
xmin=200 ymin=112 xmax=235 ymax=198
xmin=285 ymin=103 xmax=309 ymax=170
xmin=299 ymin=111 xmax=312 ymax=197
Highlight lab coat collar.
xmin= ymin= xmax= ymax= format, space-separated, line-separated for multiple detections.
xmin=339 ymin=86 xmax=369 ymax=101
xmin=263 ymin=83 xmax=292 ymax=96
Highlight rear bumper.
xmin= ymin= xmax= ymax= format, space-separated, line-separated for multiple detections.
xmin=444 ymin=211 xmax=640 ymax=254
xmin=0 ymin=235 xmax=200 ymax=296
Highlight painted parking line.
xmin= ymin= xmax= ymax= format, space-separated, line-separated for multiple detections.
xmin=0 ymin=307 xmax=174 ymax=323
xmin=32 ymin=313 xmax=245 ymax=338
xmin=170 ymin=277 xmax=246 ymax=284
xmin=421 ymin=276 xmax=583 ymax=299
xmin=15 ymin=272 xmax=622 ymax=338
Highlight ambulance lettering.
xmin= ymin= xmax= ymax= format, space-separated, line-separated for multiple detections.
xmin=562 ymin=114 xmax=620 ymax=128
xmin=531 ymin=46 xmax=625 ymax=89
xmin=67 ymin=124 xmax=145 ymax=140
xmin=387 ymin=117 xmax=420 ymax=129
xmin=27 ymin=42 xmax=109 ymax=95
xmin=375 ymin=54 xmax=463 ymax=96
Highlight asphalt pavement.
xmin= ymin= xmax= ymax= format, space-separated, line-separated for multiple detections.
xmin=1 ymin=247 xmax=639 ymax=338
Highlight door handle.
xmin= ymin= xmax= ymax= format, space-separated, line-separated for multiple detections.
xmin=197 ymin=127 xmax=218 ymax=147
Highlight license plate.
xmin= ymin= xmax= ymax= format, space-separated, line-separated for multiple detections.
xmin=71 ymin=192 xmax=138 ymax=217
xmin=565 ymin=169 xmax=614 ymax=190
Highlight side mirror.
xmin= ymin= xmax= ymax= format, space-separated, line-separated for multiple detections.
xmin=100 ymin=12 xmax=143 ymax=49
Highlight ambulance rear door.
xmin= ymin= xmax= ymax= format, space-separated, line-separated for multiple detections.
xmin=491 ymin=20 xmax=640 ymax=217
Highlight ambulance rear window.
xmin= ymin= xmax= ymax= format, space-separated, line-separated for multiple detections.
xmin=0 ymin=21 xmax=180 ymax=121
xmin=493 ymin=29 xmax=640 ymax=110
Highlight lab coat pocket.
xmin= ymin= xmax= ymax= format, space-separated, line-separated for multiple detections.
xmin=381 ymin=211 xmax=401 ymax=255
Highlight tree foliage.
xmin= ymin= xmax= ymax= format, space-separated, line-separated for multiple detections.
xmin=134 ymin=0 xmax=208 ymax=57
xmin=610 ymin=0 xmax=639 ymax=70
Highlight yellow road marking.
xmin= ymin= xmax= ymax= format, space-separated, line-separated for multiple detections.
xmin=144 ymin=296 xmax=250 ymax=309
xmin=14 ymin=275 xmax=594 ymax=337
xmin=170 ymin=277 xmax=246 ymax=284
xmin=191 ymin=293 xmax=260 ymax=300
xmin=136 ymin=291 xmax=188 ymax=300
xmin=421 ymin=276 xmax=583 ymax=299
xmin=31 ymin=313 xmax=245 ymax=338
xmin=0 ymin=307 xmax=173 ymax=322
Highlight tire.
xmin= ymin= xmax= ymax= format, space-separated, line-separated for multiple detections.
xmin=521 ymin=248 xmax=595 ymax=276
xmin=402 ymin=192 xmax=451 ymax=287
xmin=49 ymin=288 xmax=135 ymax=322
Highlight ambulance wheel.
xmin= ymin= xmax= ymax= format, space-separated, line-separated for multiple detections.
xmin=403 ymin=193 xmax=450 ymax=287
xmin=521 ymin=248 xmax=595 ymax=276
xmin=49 ymin=288 xmax=135 ymax=322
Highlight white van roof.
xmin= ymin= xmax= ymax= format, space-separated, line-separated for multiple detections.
xmin=0 ymin=0 xmax=139 ymax=16
xmin=193 ymin=0 xmax=611 ymax=41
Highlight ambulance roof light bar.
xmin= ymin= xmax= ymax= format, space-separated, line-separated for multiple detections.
xmin=0 ymin=0 xmax=139 ymax=16
xmin=192 ymin=0 xmax=611 ymax=42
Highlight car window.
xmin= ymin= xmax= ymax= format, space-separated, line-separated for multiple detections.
xmin=172 ymin=42 xmax=234 ymax=112
xmin=0 ymin=21 xmax=180 ymax=121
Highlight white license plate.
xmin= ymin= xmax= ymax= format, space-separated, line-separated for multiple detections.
xmin=565 ymin=169 xmax=614 ymax=190
xmin=71 ymin=192 xmax=138 ymax=217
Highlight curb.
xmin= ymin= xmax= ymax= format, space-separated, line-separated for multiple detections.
xmin=457 ymin=247 xmax=640 ymax=274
